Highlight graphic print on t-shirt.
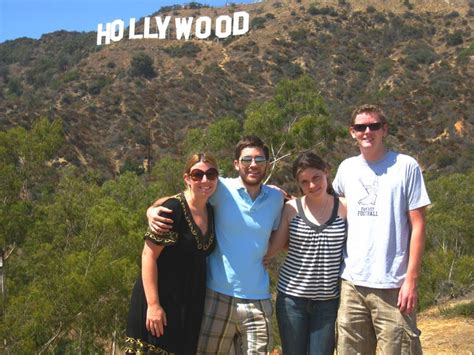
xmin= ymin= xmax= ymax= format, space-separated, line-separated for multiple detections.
xmin=357 ymin=178 xmax=379 ymax=216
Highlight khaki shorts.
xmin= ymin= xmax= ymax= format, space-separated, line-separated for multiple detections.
xmin=337 ymin=280 xmax=422 ymax=355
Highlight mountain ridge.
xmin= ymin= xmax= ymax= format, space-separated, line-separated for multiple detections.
xmin=1 ymin=0 xmax=472 ymax=177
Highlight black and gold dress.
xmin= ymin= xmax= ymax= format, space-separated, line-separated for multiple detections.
xmin=125 ymin=193 xmax=215 ymax=354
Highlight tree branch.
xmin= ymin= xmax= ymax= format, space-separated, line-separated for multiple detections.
xmin=265 ymin=142 xmax=291 ymax=184
xmin=38 ymin=322 xmax=63 ymax=354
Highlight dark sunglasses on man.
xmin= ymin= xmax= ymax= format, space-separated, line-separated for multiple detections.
xmin=239 ymin=156 xmax=267 ymax=166
xmin=352 ymin=122 xmax=384 ymax=132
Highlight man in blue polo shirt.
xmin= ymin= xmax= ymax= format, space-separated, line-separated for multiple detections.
xmin=147 ymin=136 xmax=283 ymax=354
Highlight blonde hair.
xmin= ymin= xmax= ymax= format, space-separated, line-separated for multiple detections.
xmin=351 ymin=104 xmax=387 ymax=126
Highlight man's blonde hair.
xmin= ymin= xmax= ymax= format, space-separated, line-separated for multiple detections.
xmin=351 ymin=104 xmax=387 ymax=126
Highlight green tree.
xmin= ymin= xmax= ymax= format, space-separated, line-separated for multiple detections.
xmin=129 ymin=52 xmax=156 ymax=79
xmin=182 ymin=117 xmax=242 ymax=175
xmin=419 ymin=171 xmax=474 ymax=309
xmin=425 ymin=171 xmax=473 ymax=255
xmin=7 ymin=77 xmax=23 ymax=96
xmin=0 ymin=118 xmax=63 ymax=247
xmin=244 ymin=75 xmax=345 ymax=178
xmin=149 ymin=155 xmax=186 ymax=196
xmin=1 ymin=168 xmax=143 ymax=353
xmin=446 ymin=31 xmax=464 ymax=46
xmin=181 ymin=76 xmax=345 ymax=181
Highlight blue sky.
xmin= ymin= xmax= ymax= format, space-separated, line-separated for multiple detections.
xmin=0 ymin=0 xmax=255 ymax=43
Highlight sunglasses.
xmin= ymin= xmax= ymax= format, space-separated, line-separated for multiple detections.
xmin=239 ymin=155 xmax=267 ymax=165
xmin=189 ymin=168 xmax=219 ymax=181
xmin=352 ymin=122 xmax=384 ymax=132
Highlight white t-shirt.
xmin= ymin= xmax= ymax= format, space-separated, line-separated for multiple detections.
xmin=333 ymin=151 xmax=431 ymax=288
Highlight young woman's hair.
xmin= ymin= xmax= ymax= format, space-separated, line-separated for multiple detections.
xmin=234 ymin=135 xmax=270 ymax=160
xmin=183 ymin=153 xmax=218 ymax=174
xmin=292 ymin=151 xmax=333 ymax=194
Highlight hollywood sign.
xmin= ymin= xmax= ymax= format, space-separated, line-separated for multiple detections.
xmin=97 ymin=11 xmax=249 ymax=45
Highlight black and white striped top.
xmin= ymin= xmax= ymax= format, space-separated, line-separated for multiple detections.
xmin=277 ymin=196 xmax=346 ymax=300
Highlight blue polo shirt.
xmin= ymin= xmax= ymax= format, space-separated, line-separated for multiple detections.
xmin=207 ymin=177 xmax=283 ymax=299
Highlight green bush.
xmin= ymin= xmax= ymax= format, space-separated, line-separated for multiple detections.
xmin=445 ymin=11 xmax=460 ymax=19
xmin=429 ymin=71 xmax=458 ymax=98
xmin=446 ymin=31 xmax=464 ymax=46
xmin=403 ymin=0 xmax=414 ymax=10
xmin=251 ymin=17 xmax=266 ymax=29
xmin=0 ymin=64 xmax=9 ymax=82
xmin=308 ymin=6 xmax=338 ymax=16
xmin=188 ymin=2 xmax=207 ymax=9
xmin=25 ymin=57 xmax=57 ymax=87
xmin=159 ymin=4 xmax=182 ymax=13
xmin=0 ymin=37 xmax=36 ymax=65
xmin=418 ymin=171 xmax=474 ymax=309
xmin=128 ymin=52 xmax=156 ymax=79
xmin=375 ymin=58 xmax=394 ymax=77
xmin=373 ymin=12 xmax=386 ymax=23
xmin=8 ymin=77 xmax=23 ymax=96
xmin=88 ymin=76 xmax=109 ymax=95
xmin=367 ymin=6 xmax=376 ymax=13
xmin=120 ymin=158 xmax=145 ymax=175
xmin=440 ymin=302 xmax=474 ymax=318
xmin=164 ymin=42 xmax=201 ymax=58
xmin=282 ymin=62 xmax=303 ymax=79
xmin=308 ymin=5 xmax=319 ymax=15
xmin=63 ymin=70 xmax=79 ymax=82
xmin=289 ymin=28 xmax=307 ymax=42
xmin=458 ymin=42 xmax=474 ymax=63
xmin=403 ymin=42 xmax=437 ymax=69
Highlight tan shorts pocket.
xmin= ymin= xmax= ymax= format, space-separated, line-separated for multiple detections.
xmin=401 ymin=326 xmax=422 ymax=355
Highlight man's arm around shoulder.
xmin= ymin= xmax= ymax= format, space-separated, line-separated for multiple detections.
xmin=147 ymin=196 xmax=174 ymax=233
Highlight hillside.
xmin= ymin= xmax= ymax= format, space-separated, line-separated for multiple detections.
xmin=0 ymin=0 xmax=473 ymax=177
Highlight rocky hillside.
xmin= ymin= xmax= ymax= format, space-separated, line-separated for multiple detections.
xmin=0 ymin=0 xmax=473 ymax=177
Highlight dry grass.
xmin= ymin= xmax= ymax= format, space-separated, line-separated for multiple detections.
xmin=419 ymin=293 xmax=474 ymax=354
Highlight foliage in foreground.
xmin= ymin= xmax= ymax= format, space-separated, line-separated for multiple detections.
xmin=418 ymin=171 xmax=474 ymax=309
xmin=0 ymin=76 xmax=472 ymax=352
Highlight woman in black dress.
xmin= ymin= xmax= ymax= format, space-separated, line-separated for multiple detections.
xmin=125 ymin=153 xmax=219 ymax=354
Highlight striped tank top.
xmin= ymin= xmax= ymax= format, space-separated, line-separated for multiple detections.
xmin=277 ymin=196 xmax=346 ymax=300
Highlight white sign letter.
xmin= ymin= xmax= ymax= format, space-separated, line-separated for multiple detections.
xmin=129 ymin=18 xmax=144 ymax=39
xmin=233 ymin=11 xmax=249 ymax=36
xmin=97 ymin=23 xmax=111 ymax=45
xmin=156 ymin=16 xmax=171 ymax=39
xmin=175 ymin=17 xmax=194 ymax=40
xmin=195 ymin=16 xmax=211 ymax=39
xmin=110 ymin=19 xmax=124 ymax=42
xmin=144 ymin=17 xmax=158 ymax=39
xmin=215 ymin=15 xmax=232 ymax=39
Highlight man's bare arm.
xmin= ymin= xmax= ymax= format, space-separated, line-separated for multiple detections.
xmin=397 ymin=207 xmax=427 ymax=315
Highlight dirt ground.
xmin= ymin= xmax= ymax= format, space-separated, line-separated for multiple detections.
xmin=418 ymin=294 xmax=474 ymax=355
